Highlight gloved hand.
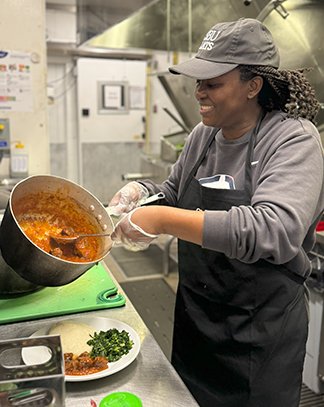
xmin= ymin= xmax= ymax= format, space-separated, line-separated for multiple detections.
xmin=111 ymin=208 xmax=158 ymax=251
xmin=108 ymin=181 xmax=149 ymax=217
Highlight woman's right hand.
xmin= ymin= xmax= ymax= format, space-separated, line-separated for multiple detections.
xmin=108 ymin=181 xmax=149 ymax=216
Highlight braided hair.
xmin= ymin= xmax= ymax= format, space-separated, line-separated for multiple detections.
xmin=238 ymin=65 xmax=320 ymax=123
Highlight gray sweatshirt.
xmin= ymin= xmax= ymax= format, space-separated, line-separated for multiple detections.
xmin=142 ymin=111 xmax=324 ymax=276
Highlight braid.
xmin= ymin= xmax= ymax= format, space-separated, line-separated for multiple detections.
xmin=239 ymin=65 xmax=320 ymax=123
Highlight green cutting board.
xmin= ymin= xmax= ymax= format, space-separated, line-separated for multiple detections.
xmin=0 ymin=263 xmax=126 ymax=324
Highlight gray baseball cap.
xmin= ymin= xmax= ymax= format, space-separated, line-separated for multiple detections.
xmin=169 ymin=18 xmax=280 ymax=80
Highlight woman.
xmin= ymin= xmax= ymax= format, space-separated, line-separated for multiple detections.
xmin=108 ymin=18 xmax=324 ymax=407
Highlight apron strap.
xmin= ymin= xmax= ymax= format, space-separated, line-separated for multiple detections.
xmin=281 ymin=267 xmax=306 ymax=284
xmin=244 ymin=111 xmax=266 ymax=198
xmin=178 ymin=128 xmax=218 ymax=203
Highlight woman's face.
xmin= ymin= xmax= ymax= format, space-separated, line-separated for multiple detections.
xmin=195 ymin=68 xmax=256 ymax=130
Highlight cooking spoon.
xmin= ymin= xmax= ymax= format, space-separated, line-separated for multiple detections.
xmin=50 ymin=232 xmax=111 ymax=245
xmin=50 ymin=191 xmax=165 ymax=246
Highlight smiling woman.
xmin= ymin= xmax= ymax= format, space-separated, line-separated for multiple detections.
xmin=107 ymin=17 xmax=324 ymax=407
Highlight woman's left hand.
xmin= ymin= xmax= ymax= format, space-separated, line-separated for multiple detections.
xmin=111 ymin=207 xmax=159 ymax=251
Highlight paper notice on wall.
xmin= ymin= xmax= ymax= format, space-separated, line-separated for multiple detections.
xmin=130 ymin=86 xmax=145 ymax=109
xmin=0 ymin=50 xmax=33 ymax=112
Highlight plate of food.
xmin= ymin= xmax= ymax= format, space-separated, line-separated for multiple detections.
xmin=21 ymin=317 xmax=140 ymax=382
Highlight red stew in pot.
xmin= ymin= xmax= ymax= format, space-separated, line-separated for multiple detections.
xmin=14 ymin=191 xmax=101 ymax=263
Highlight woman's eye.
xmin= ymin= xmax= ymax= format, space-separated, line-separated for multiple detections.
xmin=195 ymin=81 xmax=221 ymax=90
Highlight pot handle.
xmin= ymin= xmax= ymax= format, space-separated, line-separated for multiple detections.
xmin=105 ymin=192 xmax=165 ymax=217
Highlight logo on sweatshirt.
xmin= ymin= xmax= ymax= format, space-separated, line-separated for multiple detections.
xmin=199 ymin=30 xmax=221 ymax=51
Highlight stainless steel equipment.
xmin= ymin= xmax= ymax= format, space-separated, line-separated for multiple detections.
xmin=160 ymin=131 xmax=186 ymax=163
xmin=303 ymin=238 xmax=324 ymax=394
xmin=0 ymin=335 xmax=65 ymax=407
xmin=158 ymin=74 xmax=200 ymax=134
xmin=0 ymin=249 xmax=41 ymax=295
xmin=156 ymin=73 xmax=200 ymax=164
xmin=260 ymin=0 xmax=324 ymax=137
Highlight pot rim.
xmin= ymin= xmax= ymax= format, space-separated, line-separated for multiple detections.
xmin=8 ymin=174 xmax=113 ymax=265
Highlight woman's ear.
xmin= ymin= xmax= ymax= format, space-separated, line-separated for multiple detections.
xmin=247 ymin=76 xmax=263 ymax=99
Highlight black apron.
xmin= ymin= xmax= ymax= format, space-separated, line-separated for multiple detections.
xmin=172 ymin=122 xmax=308 ymax=407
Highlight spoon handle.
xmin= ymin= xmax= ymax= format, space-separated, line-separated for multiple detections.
xmin=79 ymin=233 xmax=111 ymax=238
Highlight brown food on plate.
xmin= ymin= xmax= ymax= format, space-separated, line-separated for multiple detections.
xmin=64 ymin=352 xmax=108 ymax=375
xmin=14 ymin=191 xmax=101 ymax=262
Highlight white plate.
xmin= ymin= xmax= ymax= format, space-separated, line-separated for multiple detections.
xmin=21 ymin=317 xmax=140 ymax=382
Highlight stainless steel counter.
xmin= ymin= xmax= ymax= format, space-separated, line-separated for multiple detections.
xmin=0 ymin=264 xmax=199 ymax=407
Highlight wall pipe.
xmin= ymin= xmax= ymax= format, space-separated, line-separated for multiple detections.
xmin=188 ymin=0 xmax=192 ymax=57
xmin=166 ymin=0 xmax=171 ymax=61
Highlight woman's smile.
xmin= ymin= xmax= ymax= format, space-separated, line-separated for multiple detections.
xmin=199 ymin=104 xmax=215 ymax=115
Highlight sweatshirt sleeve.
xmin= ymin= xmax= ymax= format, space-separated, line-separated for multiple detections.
xmin=203 ymin=118 xmax=324 ymax=267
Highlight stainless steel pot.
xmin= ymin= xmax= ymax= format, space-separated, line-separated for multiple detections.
xmin=0 ymin=251 xmax=42 ymax=295
xmin=0 ymin=175 xmax=114 ymax=287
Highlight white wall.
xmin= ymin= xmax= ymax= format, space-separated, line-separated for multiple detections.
xmin=47 ymin=56 xmax=78 ymax=182
xmin=44 ymin=6 xmax=194 ymax=192
xmin=77 ymin=58 xmax=147 ymax=143
xmin=0 ymin=0 xmax=50 ymax=177
xmin=46 ymin=8 xmax=76 ymax=43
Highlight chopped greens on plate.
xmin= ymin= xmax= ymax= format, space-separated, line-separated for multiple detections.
xmin=87 ymin=328 xmax=134 ymax=362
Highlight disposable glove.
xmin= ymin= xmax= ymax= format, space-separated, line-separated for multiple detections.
xmin=108 ymin=181 xmax=149 ymax=217
xmin=111 ymin=208 xmax=158 ymax=251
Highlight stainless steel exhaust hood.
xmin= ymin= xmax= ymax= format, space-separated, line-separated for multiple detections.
xmin=79 ymin=0 xmax=323 ymax=132
xmin=84 ymin=0 xmax=269 ymax=51
xmin=76 ymin=0 xmax=159 ymax=45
